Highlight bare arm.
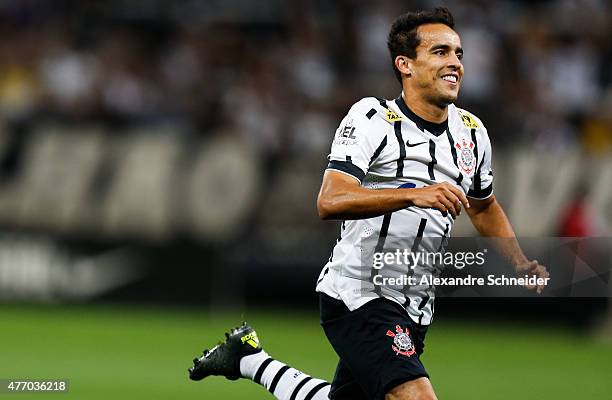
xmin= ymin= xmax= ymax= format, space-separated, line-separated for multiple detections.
xmin=316 ymin=170 xmax=470 ymax=220
xmin=466 ymin=195 xmax=549 ymax=293
xmin=466 ymin=195 xmax=526 ymax=264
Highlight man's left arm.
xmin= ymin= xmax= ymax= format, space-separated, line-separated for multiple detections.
xmin=466 ymin=195 xmax=550 ymax=294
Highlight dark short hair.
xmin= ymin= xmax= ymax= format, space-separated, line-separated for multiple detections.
xmin=387 ymin=7 xmax=455 ymax=83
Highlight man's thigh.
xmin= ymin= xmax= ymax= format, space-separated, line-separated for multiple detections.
xmin=328 ymin=360 xmax=369 ymax=400
xmin=320 ymin=294 xmax=430 ymax=400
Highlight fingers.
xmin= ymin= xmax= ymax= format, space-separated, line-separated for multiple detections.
xmin=412 ymin=182 xmax=469 ymax=217
xmin=435 ymin=193 xmax=460 ymax=218
xmin=445 ymin=183 xmax=470 ymax=209
xmin=429 ymin=183 xmax=463 ymax=218
xmin=442 ymin=188 xmax=463 ymax=217
xmin=437 ymin=197 xmax=458 ymax=218
xmin=522 ymin=260 xmax=550 ymax=294
xmin=525 ymin=260 xmax=539 ymax=273
xmin=433 ymin=201 xmax=449 ymax=217
xmin=439 ymin=183 xmax=467 ymax=217
xmin=535 ymin=263 xmax=550 ymax=294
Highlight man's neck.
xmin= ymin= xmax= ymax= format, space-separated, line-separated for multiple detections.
xmin=401 ymin=92 xmax=448 ymax=124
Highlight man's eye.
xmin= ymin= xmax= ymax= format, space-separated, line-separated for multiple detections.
xmin=457 ymin=53 xmax=463 ymax=60
xmin=434 ymin=50 xmax=445 ymax=56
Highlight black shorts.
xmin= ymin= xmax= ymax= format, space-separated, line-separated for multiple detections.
xmin=319 ymin=294 xmax=429 ymax=400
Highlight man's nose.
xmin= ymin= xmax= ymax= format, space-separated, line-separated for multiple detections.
xmin=447 ymin=54 xmax=462 ymax=69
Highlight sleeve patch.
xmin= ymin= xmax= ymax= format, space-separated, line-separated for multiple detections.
xmin=333 ymin=117 xmax=358 ymax=146
xmin=457 ymin=109 xmax=479 ymax=129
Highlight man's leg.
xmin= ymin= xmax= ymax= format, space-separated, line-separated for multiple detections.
xmin=239 ymin=348 xmax=331 ymax=399
xmin=320 ymin=294 xmax=433 ymax=400
xmin=188 ymin=323 xmax=331 ymax=400
xmin=385 ymin=377 xmax=438 ymax=400
xmin=326 ymin=360 xmax=369 ymax=400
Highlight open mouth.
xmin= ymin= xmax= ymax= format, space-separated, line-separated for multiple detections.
xmin=441 ymin=74 xmax=458 ymax=84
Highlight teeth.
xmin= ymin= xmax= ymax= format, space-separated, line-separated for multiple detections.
xmin=442 ymin=75 xmax=457 ymax=83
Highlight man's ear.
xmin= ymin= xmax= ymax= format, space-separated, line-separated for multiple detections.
xmin=395 ymin=56 xmax=413 ymax=77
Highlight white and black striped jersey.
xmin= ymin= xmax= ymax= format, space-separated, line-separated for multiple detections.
xmin=316 ymin=94 xmax=493 ymax=325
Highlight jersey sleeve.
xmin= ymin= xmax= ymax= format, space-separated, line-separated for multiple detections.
xmin=467 ymin=126 xmax=494 ymax=199
xmin=326 ymin=99 xmax=388 ymax=183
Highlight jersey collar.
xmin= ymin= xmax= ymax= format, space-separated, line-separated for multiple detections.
xmin=395 ymin=95 xmax=448 ymax=137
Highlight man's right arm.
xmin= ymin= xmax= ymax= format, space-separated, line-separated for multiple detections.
xmin=316 ymin=170 xmax=470 ymax=221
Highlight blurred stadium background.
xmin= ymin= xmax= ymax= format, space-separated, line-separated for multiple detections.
xmin=0 ymin=0 xmax=610 ymax=399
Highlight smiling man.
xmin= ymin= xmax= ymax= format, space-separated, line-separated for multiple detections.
xmin=188 ymin=7 xmax=549 ymax=400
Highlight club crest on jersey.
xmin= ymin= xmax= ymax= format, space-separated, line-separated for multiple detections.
xmin=455 ymin=138 xmax=476 ymax=176
xmin=386 ymin=109 xmax=402 ymax=122
xmin=386 ymin=325 xmax=416 ymax=357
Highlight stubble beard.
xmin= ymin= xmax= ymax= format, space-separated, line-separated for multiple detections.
xmin=409 ymin=76 xmax=460 ymax=109
xmin=425 ymin=88 xmax=457 ymax=109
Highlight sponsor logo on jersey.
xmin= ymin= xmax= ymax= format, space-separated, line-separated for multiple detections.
xmin=386 ymin=324 xmax=416 ymax=357
xmin=455 ymin=138 xmax=476 ymax=175
xmin=386 ymin=109 xmax=403 ymax=122
xmin=406 ymin=139 xmax=427 ymax=147
xmin=334 ymin=118 xmax=358 ymax=145
xmin=457 ymin=109 xmax=479 ymax=128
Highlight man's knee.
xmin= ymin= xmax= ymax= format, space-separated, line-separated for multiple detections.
xmin=385 ymin=377 xmax=437 ymax=400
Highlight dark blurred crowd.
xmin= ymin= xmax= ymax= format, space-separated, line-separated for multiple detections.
xmin=0 ymin=0 xmax=611 ymax=162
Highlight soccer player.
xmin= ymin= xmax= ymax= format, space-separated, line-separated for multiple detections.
xmin=188 ymin=7 xmax=549 ymax=400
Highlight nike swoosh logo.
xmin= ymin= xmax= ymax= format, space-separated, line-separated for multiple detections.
xmin=406 ymin=140 xmax=427 ymax=147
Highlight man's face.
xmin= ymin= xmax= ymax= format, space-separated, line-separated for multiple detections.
xmin=408 ymin=23 xmax=464 ymax=107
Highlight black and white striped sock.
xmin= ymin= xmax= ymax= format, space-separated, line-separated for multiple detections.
xmin=240 ymin=351 xmax=331 ymax=400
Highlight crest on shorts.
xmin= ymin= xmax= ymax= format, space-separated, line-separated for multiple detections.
xmin=455 ymin=138 xmax=476 ymax=176
xmin=386 ymin=325 xmax=416 ymax=357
